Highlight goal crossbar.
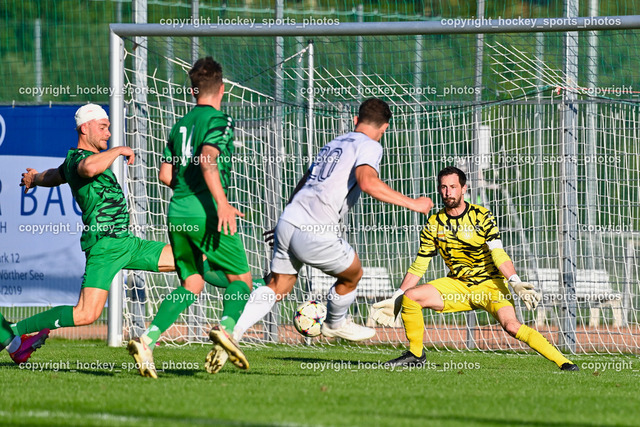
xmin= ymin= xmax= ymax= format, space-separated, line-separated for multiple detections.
xmin=110 ymin=15 xmax=640 ymax=37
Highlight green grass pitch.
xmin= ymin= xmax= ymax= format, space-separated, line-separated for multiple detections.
xmin=0 ymin=339 xmax=638 ymax=426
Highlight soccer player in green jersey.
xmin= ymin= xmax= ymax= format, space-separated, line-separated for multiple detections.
xmin=127 ymin=57 xmax=253 ymax=376
xmin=10 ymin=104 xmax=175 ymax=372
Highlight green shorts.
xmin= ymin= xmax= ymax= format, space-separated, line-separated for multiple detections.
xmin=82 ymin=236 xmax=167 ymax=290
xmin=168 ymin=195 xmax=249 ymax=281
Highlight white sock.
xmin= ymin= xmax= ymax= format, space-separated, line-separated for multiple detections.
xmin=6 ymin=335 xmax=21 ymax=353
xmin=233 ymin=286 xmax=277 ymax=341
xmin=326 ymin=285 xmax=357 ymax=328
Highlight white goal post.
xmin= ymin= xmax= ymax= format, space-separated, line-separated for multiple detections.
xmin=108 ymin=17 xmax=640 ymax=354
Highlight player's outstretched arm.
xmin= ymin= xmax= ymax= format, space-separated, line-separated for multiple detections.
xmin=200 ymin=145 xmax=244 ymax=235
xmin=77 ymin=146 xmax=135 ymax=178
xmin=20 ymin=167 xmax=66 ymax=192
xmin=355 ymin=165 xmax=433 ymax=214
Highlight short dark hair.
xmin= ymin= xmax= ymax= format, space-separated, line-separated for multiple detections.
xmin=357 ymin=98 xmax=392 ymax=127
xmin=438 ymin=166 xmax=467 ymax=187
xmin=189 ymin=57 xmax=223 ymax=98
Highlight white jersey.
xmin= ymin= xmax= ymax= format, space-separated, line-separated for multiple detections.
xmin=280 ymin=131 xmax=383 ymax=231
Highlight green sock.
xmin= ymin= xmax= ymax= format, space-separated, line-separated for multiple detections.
xmin=0 ymin=311 xmax=15 ymax=349
xmin=203 ymin=268 xmax=230 ymax=289
xmin=219 ymin=281 xmax=251 ymax=334
xmin=12 ymin=306 xmax=75 ymax=336
xmin=144 ymin=287 xmax=197 ymax=346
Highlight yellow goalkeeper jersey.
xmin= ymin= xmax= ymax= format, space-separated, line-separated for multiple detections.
xmin=408 ymin=202 xmax=506 ymax=286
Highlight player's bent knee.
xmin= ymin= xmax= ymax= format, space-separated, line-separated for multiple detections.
xmin=338 ymin=280 xmax=358 ymax=292
xmin=273 ymin=281 xmax=294 ymax=298
xmin=354 ymin=267 xmax=364 ymax=283
xmin=406 ymin=286 xmax=444 ymax=311
xmin=335 ymin=266 xmax=363 ymax=290
xmin=73 ymin=308 xmax=102 ymax=326
xmin=274 ymin=288 xmax=292 ymax=301
xmin=404 ymin=287 xmax=419 ymax=300
xmin=183 ymin=284 xmax=204 ymax=295
xmin=182 ymin=274 xmax=205 ymax=294
xmin=404 ymin=289 xmax=424 ymax=308
xmin=270 ymin=273 xmax=297 ymax=298
xmin=229 ymin=272 xmax=252 ymax=290
xmin=267 ymin=283 xmax=286 ymax=299
xmin=502 ymin=320 xmax=521 ymax=337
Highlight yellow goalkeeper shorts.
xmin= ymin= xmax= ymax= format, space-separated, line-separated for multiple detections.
xmin=429 ymin=276 xmax=513 ymax=318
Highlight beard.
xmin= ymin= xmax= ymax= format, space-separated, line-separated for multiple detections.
xmin=442 ymin=195 xmax=462 ymax=209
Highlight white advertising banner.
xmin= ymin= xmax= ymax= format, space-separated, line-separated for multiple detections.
xmin=0 ymin=106 xmax=91 ymax=306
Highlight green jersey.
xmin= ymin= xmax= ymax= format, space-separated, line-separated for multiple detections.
xmin=58 ymin=148 xmax=130 ymax=251
xmin=163 ymin=105 xmax=235 ymax=201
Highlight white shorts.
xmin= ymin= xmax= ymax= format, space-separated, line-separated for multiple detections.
xmin=270 ymin=219 xmax=355 ymax=276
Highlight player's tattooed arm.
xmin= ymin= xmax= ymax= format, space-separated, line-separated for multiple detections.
xmin=77 ymin=146 xmax=135 ymax=178
xmin=20 ymin=167 xmax=66 ymax=192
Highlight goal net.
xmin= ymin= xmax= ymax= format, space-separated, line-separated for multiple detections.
xmin=113 ymin=23 xmax=640 ymax=354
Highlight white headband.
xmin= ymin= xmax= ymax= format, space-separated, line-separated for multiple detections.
xmin=75 ymin=104 xmax=108 ymax=127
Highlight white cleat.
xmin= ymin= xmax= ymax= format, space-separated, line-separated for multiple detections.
xmin=127 ymin=338 xmax=158 ymax=379
xmin=205 ymin=343 xmax=229 ymax=374
xmin=321 ymin=317 xmax=376 ymax=341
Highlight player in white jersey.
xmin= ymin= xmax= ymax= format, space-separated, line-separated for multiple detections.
xmin=233 ymin=98 xmax=434 ymax=342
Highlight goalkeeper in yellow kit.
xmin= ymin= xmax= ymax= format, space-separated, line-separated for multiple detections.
xmin=373 ymin=166 xmax=578 ymax=371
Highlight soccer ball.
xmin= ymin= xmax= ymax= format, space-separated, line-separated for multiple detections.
xmin=293 ymin=301 xmax=327 ymax=337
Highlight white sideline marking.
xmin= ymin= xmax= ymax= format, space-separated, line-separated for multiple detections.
xmin=0 ymin=410 xmax=314 ymax=426
xmin=0 ymin=410 xmax=141 ymax=424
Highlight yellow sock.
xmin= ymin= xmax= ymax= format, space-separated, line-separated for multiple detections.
xmin=401 ymin=295 xmax=424 ymax=357
xmin=516 ymin=325 xmax=572 ymax=367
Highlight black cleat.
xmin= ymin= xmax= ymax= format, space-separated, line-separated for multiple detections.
xmin=560 ymin=363 xmax=580 ymax=371
xmin=385 ymin=350 xmax=426 ymax=368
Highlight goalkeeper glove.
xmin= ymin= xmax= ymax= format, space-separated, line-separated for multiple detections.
xmin=371 ymin=289 xmax=404 ymax=327
xmin=508 ymin=274 xmax=541 ymax=311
